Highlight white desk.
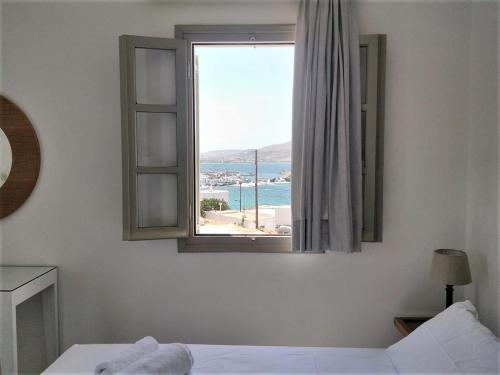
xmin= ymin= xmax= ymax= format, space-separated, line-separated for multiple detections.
xmin=0 ymin=266 xmax=59 ymax=375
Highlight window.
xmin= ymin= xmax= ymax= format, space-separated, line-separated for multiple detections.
xmin=177 ymin=25 xmax=295 ymax=252
xmin=119 ymin=28 xmax=385 ymax=250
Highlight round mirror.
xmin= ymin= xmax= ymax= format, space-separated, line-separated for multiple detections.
xmin=0 ymin=95 xmax=40 ymax=219
xmin=0 ymin=128 xmax=13 ymax=188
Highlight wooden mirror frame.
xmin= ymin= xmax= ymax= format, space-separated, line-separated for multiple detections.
xmin=0 ymin=96 xmax=40 ymax=218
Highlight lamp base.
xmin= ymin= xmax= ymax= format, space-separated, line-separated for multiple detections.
xmin=445 ymin=284 xmax=454 ymax=308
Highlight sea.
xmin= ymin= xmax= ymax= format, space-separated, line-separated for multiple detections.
xmin=200 ymin=162 xmax=291 ymax=210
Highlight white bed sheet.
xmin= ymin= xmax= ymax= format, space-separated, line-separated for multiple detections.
xmin=43 ymin=344 xmax=398 ymax=374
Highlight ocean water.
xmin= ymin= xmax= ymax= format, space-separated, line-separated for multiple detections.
xmin=200 ymin=162 xmax=291 ymax=210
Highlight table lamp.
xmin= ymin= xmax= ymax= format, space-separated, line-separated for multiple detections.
xmin=431 ymin=249 xmax=472 ymax=308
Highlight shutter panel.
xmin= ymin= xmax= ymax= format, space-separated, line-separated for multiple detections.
xmin=360 ymin=34 xmax=385 ymax=242
xmin=120 ymin=35 xmax=188 ymax=240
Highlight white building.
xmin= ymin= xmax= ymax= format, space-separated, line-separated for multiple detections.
xmin=203 ymin=205 xmax=291 ymax=231
xmin=199 ymin=188 xmax=229 ymax=202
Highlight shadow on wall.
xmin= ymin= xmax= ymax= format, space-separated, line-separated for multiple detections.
xmin=467 ymin=253 xmax=498 ymax=332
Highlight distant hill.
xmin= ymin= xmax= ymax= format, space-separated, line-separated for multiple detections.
xmin=200 ymin=141 xmax=291 ymax=163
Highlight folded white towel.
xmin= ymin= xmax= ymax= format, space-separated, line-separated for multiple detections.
xmin=116 ymin=343 xmax=194 ymax=375
xmin=95 ymin=337 xmax=159 ymax=375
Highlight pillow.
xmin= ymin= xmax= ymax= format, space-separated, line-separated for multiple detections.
xmin=386 ymin=301 xmax=499 ymax=374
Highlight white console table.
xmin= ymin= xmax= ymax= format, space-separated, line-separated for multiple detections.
xmin=0 ymin=266 xmax=59 ymax=375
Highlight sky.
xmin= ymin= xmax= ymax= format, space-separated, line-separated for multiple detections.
xmin=195 ymin=44 xmax=294 ymax=153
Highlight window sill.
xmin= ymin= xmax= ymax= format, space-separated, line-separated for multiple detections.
xmin=178 ymin=235 xmax=290 ymax=253
xmin=178 ymin=236 xmax=323 ymax=253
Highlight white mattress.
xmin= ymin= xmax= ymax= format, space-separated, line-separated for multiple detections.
xmin=43 ymin=344 xmax=398 ymax=374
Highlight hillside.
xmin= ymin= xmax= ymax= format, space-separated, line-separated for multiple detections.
xmin=200 ymin=141 xmax=291 ymax=163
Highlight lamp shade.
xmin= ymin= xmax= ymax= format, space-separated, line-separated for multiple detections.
xmin=431 ymin=249 xmax=472 ymax=285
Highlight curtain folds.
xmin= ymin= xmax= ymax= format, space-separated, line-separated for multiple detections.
xmin=292 ymin=0 xmax=362 ymax=252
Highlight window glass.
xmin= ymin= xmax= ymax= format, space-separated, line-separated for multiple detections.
xmin=136 ymin=112 xmax=177 ymax=167
xmin=360 ymin=46 xmax=368 ymax=105
xmin=135 ymin=48 xmax=176 ymax=105
xmin=194 ymin=44 xmax=294 ymax=236
xmin=138 ymin=174 xmax=178 ymax=227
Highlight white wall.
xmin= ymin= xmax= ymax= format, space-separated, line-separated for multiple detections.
xmin=464 ymin=1 xmax=499 ymax=335
xmin=0 ymin=0 xmax=497 ymax=351
xmin=498 ymin=0 xmax=500 ymax=334
xmin=0 ymin=0 xmax=3 ymax=264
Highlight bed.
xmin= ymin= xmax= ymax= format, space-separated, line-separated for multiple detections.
xmin=43 ymin=344 xmax=397 ymax=374
xmin=42 ymin=301 xmax=499 ymax=374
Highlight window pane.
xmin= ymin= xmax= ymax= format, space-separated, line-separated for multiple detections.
xmin=360 ymin=46 xmax=368 ymax=105
xmin=136 ymin=112 xmax=177 ymax=167
xmin=137 ymin=174 xmax=177 ymax=227
xmin=361 ymin=110 xmax=367 ymax=165
xmin=194 ymin=44 xmax=294 ymax=236
xmin=361 ymin=110 xmax=366 ymax=230
xmin=135 ymin=48 xmax=176 ymax=105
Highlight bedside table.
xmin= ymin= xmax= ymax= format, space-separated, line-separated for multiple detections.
xmin=394 ymin=316 xmax=431 ymax=336
xmin=0 ymin=266 xmax=59 ymax=375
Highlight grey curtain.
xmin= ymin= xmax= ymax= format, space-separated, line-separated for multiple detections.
xmin=292 ymin=0 xmax=362 ymax=252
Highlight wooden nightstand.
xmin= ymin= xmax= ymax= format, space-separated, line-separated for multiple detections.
xmin=394 ymin=317 xmax=431 ymax=336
